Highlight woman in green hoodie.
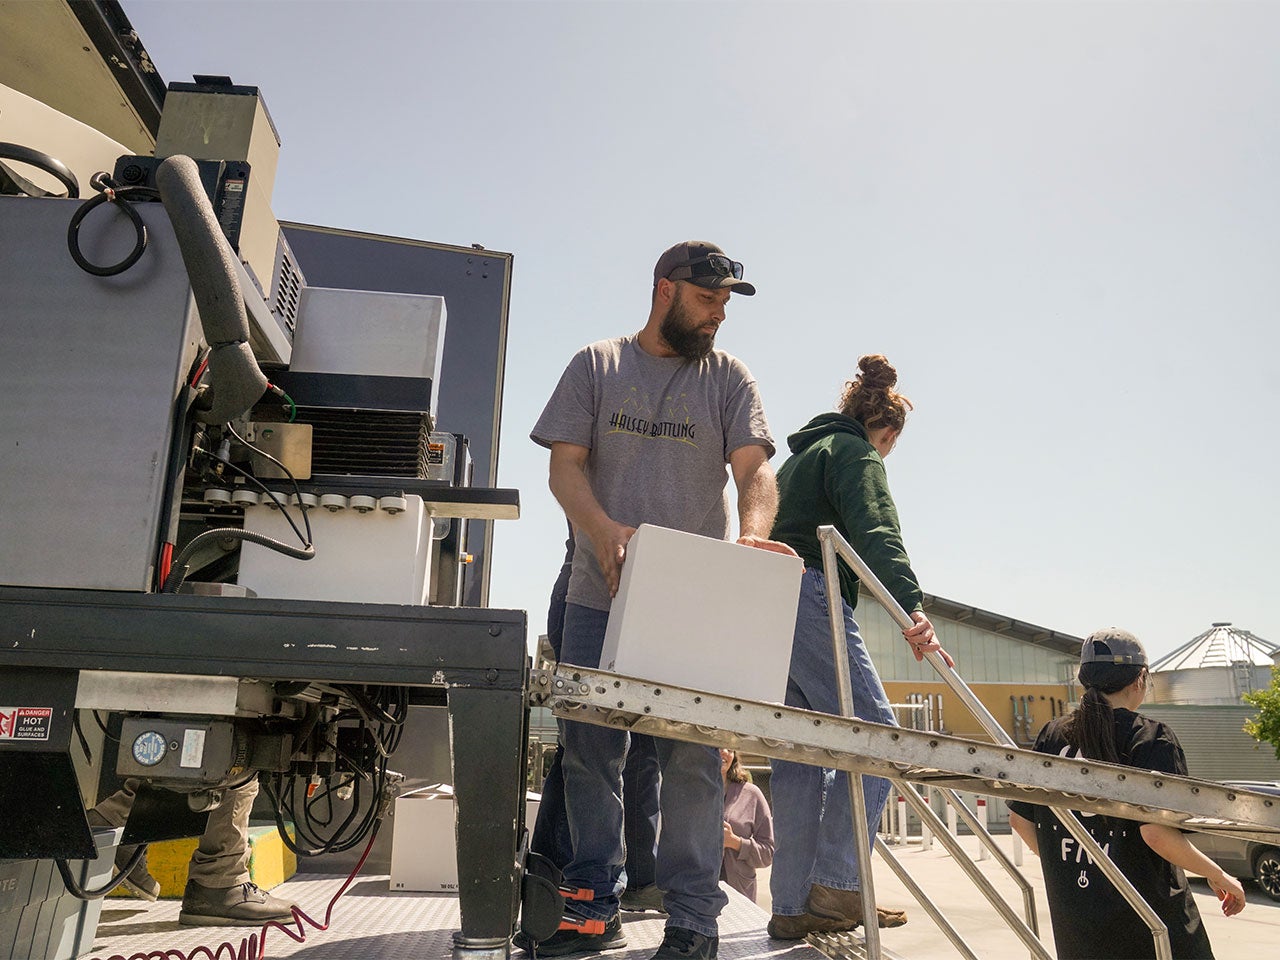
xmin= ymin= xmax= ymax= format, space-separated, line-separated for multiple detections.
xmin=766 ymin=354 xmax=952 ymax=939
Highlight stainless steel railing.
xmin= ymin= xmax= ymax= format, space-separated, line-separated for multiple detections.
xmin=817 ymin=525 xmax=1173 ymax=960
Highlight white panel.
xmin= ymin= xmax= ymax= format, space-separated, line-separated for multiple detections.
xmin=0 ymin=82 xmax=129 ymax=194
xmin=599 ymin=524 xmax=803 ymax=704
xmin=238 ymin=494 xmax=432 ymax=604
xmin=390 ymin=786 xmax=539 ymax=892
xmin=291 ymin=285 xmax=446 ymax=386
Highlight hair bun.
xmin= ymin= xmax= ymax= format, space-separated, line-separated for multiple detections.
xmin=857 ymin=354 xmax=897 ymax=390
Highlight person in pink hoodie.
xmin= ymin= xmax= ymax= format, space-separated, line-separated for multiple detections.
xmin=719 ymin=749 xmax=774 ymax=903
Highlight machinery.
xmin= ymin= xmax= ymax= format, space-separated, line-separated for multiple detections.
xmin=0 ymin=4 xmax=529 ymax=955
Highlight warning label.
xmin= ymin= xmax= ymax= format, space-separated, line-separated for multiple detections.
xmin=0 ymin=707 xmax=53 ymax=741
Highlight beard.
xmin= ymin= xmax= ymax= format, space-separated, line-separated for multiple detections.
xmin=659 ymin=289 xmax=717 ymax=361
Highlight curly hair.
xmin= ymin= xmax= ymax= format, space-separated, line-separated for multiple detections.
xmin=837 ymin=354 xmax=913 ymax=431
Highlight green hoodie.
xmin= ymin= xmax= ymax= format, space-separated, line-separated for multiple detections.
xmin=771 ymin=412 xmax=924 ymax=613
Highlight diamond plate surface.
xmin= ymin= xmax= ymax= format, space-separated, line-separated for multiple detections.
xmin=84 ymin=876 xmax=842 ymax=960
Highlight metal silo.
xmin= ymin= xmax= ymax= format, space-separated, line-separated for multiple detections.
xmin=1149 ymin=623 xmax=1279 ymax=705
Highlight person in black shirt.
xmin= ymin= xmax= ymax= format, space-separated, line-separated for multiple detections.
xmin=1007 ymin=627 xmax=1245 ymax=959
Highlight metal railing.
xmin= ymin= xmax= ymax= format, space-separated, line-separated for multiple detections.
xmin=817 ymin=525 xmax=1172 ymax=960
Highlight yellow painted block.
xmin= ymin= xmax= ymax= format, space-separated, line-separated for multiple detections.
xmin=110 ymin=822 xmax=296 ymax=898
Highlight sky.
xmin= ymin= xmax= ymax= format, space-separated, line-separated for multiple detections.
xmin=119 ymin=0 xmax=1279 ymax=661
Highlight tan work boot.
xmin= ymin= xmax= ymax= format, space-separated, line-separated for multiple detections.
xmin=807 ymin=883 xmax=908 ymax=928
xmin=87 ymin=810 xmax=160 ymax=900
xmin=178 ymin=879 xmax=296 ymax=926
xmin=766 ymin=912 xmax=852 ymax=940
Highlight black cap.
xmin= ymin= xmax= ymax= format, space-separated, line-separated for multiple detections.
xmin=653 ymin=241 xmax=756 ymax=296
xmin=1080 ymin=627 xmax=1148 ymax=666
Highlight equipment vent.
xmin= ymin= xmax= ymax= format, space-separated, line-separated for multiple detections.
xmin=273 ymin=250 xmax=303 ymax=334
xmin=300 ymin=408 xmax=431 ymax=478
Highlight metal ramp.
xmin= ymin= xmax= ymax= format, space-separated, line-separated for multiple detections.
xmin=531 ymin=526 xmax=1280 ymax=960
xmin=529 ymin=667 xmax=1280 ymax=845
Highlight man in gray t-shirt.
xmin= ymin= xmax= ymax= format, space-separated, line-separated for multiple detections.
xmin=527 ymin=241 xmax=794 ymax=960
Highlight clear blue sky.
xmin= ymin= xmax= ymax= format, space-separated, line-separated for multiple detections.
xmin=124 ymin=0 xmax=1279 ymax=661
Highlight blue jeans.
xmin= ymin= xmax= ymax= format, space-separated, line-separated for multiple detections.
xmin=530 ymin=543 xmax=659 ymax=886
xmin=531 ymin=735 xmax=659 ymax=885
xmin=769 ymin=568 xmax=895 ymax=916
xmin=559 ymin=603 xmax=726 ymax=936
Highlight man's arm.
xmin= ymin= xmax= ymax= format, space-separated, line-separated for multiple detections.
xmin=548 ymin=441 xmax=635 ymax=597
xmin=728 ymin=445 xmax=797 ymax=555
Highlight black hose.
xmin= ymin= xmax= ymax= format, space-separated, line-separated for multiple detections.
xmin=66 ymin=183 xmax=158 ymax=276
xmin=161 ymin=528 xmax=314 ymax=594
xmin=55 ymin=845 xmax=148 ymax=901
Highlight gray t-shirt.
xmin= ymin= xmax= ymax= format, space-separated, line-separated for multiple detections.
xmin=531 ymin=335 xmax=774 ymax=612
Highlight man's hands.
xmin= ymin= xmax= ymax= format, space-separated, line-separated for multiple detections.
xmin=904 ymin=611 xmax=954 ymax=667
xmin=586 ymin=519 xmax=637 ymax=597
xmin=737 ymin=534 xmax=799 ymax=557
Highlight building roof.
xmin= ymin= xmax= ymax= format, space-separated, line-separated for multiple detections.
xmin=1151 ymin=622 xmax=1279 ymax=671
xmin=861 ymin=587 xmax=1086 ymax=657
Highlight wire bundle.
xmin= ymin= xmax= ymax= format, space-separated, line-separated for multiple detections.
xmin=265 ymin=684 xmax=407 ymax=857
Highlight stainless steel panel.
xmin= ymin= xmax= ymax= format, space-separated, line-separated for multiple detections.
xmin=0 ymin=197 xmax=199 ymax=591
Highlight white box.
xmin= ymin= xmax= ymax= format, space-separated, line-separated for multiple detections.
xmin=238 ymin=494 xmax=433 ymax=604
xmin=291 ymin=286 xmax=447 ymax=412
xmin=389 ymin=784 xmax=540 ymax=892
xmin=600 ymin=524 xmax=803 ymax=704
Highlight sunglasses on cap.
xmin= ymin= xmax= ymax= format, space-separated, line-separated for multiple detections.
xmin=665 ymin=254 xmax=744 ymax=283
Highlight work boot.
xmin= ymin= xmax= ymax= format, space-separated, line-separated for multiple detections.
xmin=766 ymin=912 xmax=851 ymax=940
xmin=87 ymin=810 xmax=160 ymax=901
xmin=178 ymin=879 xmax=296 ymax=927
xmin=650 ymin=926 xmax=717 ymax=960
xmin=807 ymin=883 xmax=908 ymax=928
xmin=620 ymin=883 xmax=667 ymax=913
xmin=516 ymin=912 xmax=626 ymax=957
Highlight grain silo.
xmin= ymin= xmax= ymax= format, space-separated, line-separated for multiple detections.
xmin=1149 ymin=622 xmax=1278 ymax=705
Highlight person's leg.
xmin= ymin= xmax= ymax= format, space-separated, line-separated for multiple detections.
xmin=531 ymin=748 xmax=572 ymax=870
xmin=786 ymin=569 xmax=903 ymax=927
xmin=652 ymin=738 xmax=725 ymax=941
xmin=88 ymin=778 xmax=160 ymax=900
xmin=179 ymin=778 xmax=295 ymax=926
xmin=623 ymin=733 xmax=660 ymax=889
xmin=530 ymin=544 xmax=576 ymax=870
xmin=90 ymin=778 xmax=139 ymax=827
xmin=769 ymin=570 xmax=839 ymax=917
xmin=558 ymin=603 xmax=627 ymax=918
xmin=523 ymin=603 xmax=628 ymax=956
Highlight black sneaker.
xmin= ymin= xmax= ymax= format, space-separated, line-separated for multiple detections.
xmin=519 ymin=912 xmax=626 ymax=957
xmin=650 ymin=927 xmax=718 ymax=960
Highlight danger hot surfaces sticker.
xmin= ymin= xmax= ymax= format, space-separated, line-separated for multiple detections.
xmin=0 ymin=707 xmax=53 ymax=741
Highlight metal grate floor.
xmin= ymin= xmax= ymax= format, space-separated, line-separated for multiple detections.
xmin=82 ymin=877 xmax=881 ymax=960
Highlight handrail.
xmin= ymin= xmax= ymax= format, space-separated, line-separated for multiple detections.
xmin=816 ymin=525 xmax=1173 ymax=960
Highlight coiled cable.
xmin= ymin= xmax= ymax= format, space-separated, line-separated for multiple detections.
xmin=66 ymin=172 xmax=158 ymax=276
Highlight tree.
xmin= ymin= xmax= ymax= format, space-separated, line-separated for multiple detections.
xmin=1243 ymin=665 xmax=1280 ymax=760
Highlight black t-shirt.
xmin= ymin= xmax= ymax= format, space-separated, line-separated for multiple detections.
xmin=1006 ymin=710 xmax=1213 ymax=960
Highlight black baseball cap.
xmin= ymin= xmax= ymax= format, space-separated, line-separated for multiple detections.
xmin=653 ymin=241 xmax=756 ymax=296
xmin=1080 ymin=627 xmax=1148 ymax=666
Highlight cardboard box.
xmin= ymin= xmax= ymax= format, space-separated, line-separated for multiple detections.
xmin=600 ymin=524 xmax=803 ymax=704
xmin=389 ymin=785 xmax=539 ymax=892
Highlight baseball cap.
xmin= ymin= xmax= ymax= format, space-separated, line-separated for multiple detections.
xmin=1080 ymin=627 xmax=1148 ymax=666
xmin=653 ymin=241 xmax=757 ymax=296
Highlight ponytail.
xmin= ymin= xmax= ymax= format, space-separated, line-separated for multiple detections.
xmin=1061 ymin=662 xmax=1144 ymax=763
